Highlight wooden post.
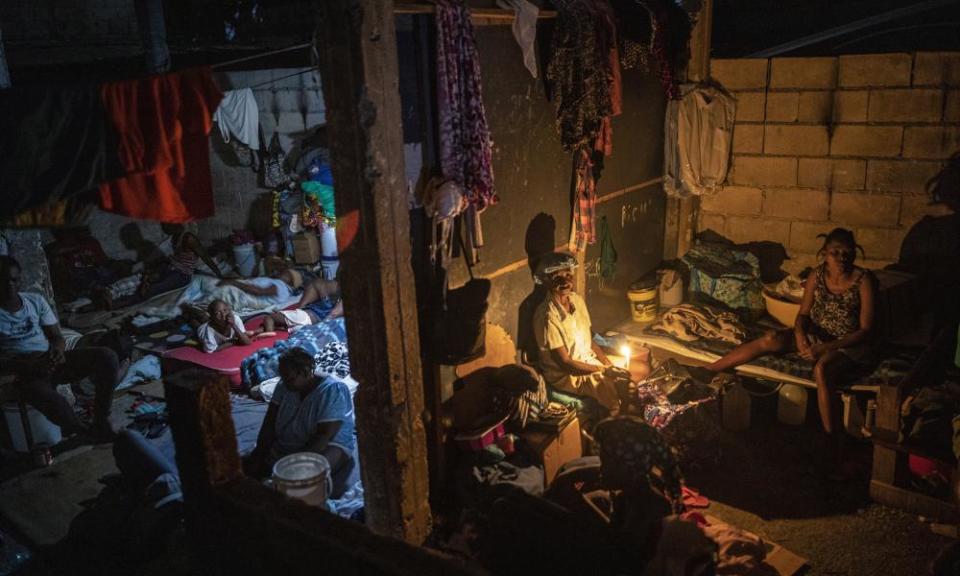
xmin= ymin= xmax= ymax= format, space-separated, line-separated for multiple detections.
xmin=665 ymin=0 xmax=713 ymax=259
xmin=314 ymin=0 xmax=432 ymax=543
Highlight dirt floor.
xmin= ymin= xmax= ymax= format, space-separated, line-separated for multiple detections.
xmin=686 ymin=390 xmax=952 ymax=576
xmin=0 ymin=379 xmax=955 ymax=575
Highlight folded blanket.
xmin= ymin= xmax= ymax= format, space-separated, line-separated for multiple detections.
xmin=650 ymin=304 xmax=747 ymax=345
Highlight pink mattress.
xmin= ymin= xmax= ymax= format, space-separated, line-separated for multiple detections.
xmin=162 ymin=315 xmax=289 ymax=386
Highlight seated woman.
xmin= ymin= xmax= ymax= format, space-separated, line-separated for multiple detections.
xmin=704 ymin=228 xmax=877 ymax=466
xmin=100 ymin=224 xmax=223 ymax=309
xmin=197 ymin=299 xmax=255 ymax=353
xmin=245 ymin=348 xmax=356 ymax=498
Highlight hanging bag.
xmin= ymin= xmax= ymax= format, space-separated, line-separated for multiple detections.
xmin=257 ymin=127 xmax=289 ymax=189
xmin=434 ymin=232 xmax=491 ymax=365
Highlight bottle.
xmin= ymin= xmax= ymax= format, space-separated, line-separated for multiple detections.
xmin=722 ymin=380 xmax=751 ymax=431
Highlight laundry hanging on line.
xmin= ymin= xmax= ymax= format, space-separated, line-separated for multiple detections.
xmin=213 ymin=87 xmax=261 ymax=151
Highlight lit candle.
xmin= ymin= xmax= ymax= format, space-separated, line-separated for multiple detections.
xmin=619 ymin=345 xmax=631 ymax=370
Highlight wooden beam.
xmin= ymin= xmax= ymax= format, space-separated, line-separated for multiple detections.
xmin=315 ymin=0 xmax=432 ymax=543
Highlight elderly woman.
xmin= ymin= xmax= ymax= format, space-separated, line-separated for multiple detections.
xmin=532 ymin=252 xmax=650 ymax=413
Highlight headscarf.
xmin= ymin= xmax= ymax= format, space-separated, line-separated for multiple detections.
xmin=533 ymin=251 xmax=578 ymax=285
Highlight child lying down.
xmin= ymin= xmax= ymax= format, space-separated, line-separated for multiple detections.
xmin=261 ymin=277 xmax=344 ymax=333
xmin=197 ymin=299 xmax=261 ymax=353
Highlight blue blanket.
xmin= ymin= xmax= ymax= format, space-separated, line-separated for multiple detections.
xmin=241 ymin=318 xmax=349 ymax=387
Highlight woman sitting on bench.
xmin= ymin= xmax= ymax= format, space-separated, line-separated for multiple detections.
xmin=705 ymin=228 xmax=878 ymax=469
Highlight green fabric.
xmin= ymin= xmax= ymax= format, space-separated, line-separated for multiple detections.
xmin=301 ymin=182 xmax=336 ymax=216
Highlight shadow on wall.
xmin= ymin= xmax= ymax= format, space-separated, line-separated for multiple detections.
xmin=517 ymin=212 xmax=557 ymax=363
xmin=120 ymin=222 xmax=165 ymax=265
xmin=893 ymin=153 xmax=960 ymax=331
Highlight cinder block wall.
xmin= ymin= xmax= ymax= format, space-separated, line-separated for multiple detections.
xmin=702 ymin=52 xmax=959 ymax=274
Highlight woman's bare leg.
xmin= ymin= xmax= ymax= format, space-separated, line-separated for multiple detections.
xmin=704 ymin=329 xmax=792 ymax=373
xmin=813 ymin=350 xmax=854 ymax=434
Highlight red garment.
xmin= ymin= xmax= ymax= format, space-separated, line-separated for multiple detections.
xmin=98 ymin=68 xmax=223 ymax=222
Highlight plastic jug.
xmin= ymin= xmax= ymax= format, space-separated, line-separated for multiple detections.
xmin=722 ymin=380 xmax=751 ymax=431
xmin=776 ymin=383 xmax=807 ymax=426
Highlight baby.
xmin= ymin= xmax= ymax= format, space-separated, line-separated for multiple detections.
xmin=197 ymin=299 xmax=255 ymax=353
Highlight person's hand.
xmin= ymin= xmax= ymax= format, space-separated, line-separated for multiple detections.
xmin=794 ymin=331 xmax=811 ymax=355
xmin=799 ymin=342 xmax=825 ymax=361
xmin=47 ymin=347 xmax=66 ymax=367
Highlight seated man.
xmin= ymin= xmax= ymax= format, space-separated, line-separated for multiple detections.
xmin=532 ymin=253 xmax=650 ymax=413
xmin=0 ymin=256 xmax=119 ymax=439
xmin=246 ymin=348 xmax=356 ymax=498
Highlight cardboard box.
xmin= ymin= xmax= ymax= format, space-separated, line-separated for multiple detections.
xmin=292 ymin=232 xmax=320 ymax=264
xmin=522 ymin=417 xmax=582 ymax=488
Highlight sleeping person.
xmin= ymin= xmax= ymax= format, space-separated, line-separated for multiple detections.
xmin=197 ymin=299 xmax=255 ymax=353
xmin=217 ymin=276 xmax=292 ymax=302
xmin=260 ymin=276 xmax=344 ymax=333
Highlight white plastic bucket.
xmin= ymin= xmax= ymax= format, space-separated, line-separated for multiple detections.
xmin=319 ymin=223 xmax=339 ymax=280
xmin=777 ymin=384 xmax=807 ymax=426
xmin=233 ymin=243 xmax=257 ymax=277
xmin=3 ymin=404 xmax=62 ymax=453
xmin=722 ymin=381 xmax=751 ymax=431
xmin=271 ymin=452 xmax=331 ymax=509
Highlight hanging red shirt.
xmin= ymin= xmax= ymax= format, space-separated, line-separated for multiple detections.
xmin=98 ymin=67 xmax=223 ymax=223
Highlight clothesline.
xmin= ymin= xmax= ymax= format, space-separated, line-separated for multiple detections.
xmin=210 ymin=43 xmax=312 ymax=70
xmin=394 ymin=2 xmax=558 ymax=19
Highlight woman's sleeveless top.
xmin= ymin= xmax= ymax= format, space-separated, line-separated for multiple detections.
xmin=809 ymin=264 xmax=865 ymax=338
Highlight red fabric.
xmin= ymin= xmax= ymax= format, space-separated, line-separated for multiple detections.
xmin=98 ymin=68 xmax=223 ymax=222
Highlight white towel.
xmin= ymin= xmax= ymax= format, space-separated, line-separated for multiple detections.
xmin=213 ymin=88 xmax=260 ymax=150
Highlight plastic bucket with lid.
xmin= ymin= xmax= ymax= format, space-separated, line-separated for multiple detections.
xmin=233 ymin=243 xmax=257 ymax=277
xmin=271 ymin=452 xmax=331 ymax=508
xmin=627 ymin=276 xmax=659 ymax=323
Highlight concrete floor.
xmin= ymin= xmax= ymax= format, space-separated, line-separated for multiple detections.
xmin=686 ymin=392 xmax=952 ymax=576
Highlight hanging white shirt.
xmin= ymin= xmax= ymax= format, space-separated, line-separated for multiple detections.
xmin=213 ymin=88 xmax=260 ymax=150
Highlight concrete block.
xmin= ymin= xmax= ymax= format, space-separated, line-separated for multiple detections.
xmin=764 ymin=125 xmax=829 ymax=156
xmin=903 ymin=127 xmax=960 ymax=159
xmin=700 ymin=213 xmax=726 ymax=235
xmin=790 ymin=221 xmax=838 ymax=254
xmin=781 ymin=254 xmax=820 ymax=277
xmin=839 ymin=54 xmax=912 ymax=87
xmin=946 ymin=90 xmax=960 ymax=122
xmin=734 ymin=92 xmax=766 ymax=122
xmin=765 ymin=92 xmax=799 ymax=122
xmin=856 ymin=227 xmax=907 ymax=261
xmin=724 ymin=215 xmax=791 ymax=245
xmin=770 ymin=57 xmax=837 ymax=89
xmin=867 ymin=89 xmax=944 ymax=123
xmin=712 ymin=59 xmax=768 ymax=90
xmin=798 ymin=158 xmax=866 ymax=190
xmin=913 ymin=52 xmax=960 ymax=87
xmin=701 ymin=186 xmax=763 ymax=215
xmin=798 ymin=92 xmax=832 ymax=123
xmin=866 ymin=160 xmax=943 ymax=193
xmin=831 ymin=192 xmax=901 ymax=227
xmin=830 ymin=125 xmax=902 ymax=158
xmin=731 ymin=156 xmax=798 ymax=187
xmin=732 ymin=124 xmax=764 ymax=154
xmin=832 ymin=91 xmax=869 ymax=122
xmin=900 ymin=194 xmax=955 ymax=226
xmin=763 ymin=188 xmax=830 ymax=220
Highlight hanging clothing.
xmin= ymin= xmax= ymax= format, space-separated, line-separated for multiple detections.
xmin=546 ymin=0 xmax=614 ymax=153
xmin=571 ymin=150 xmax=599 ymax=251
xmin=495 ymin=0 xmax=540 ymax=79
xmin=213 ymin=88 xmax=260 ymax=150
xmin=98 ymin=67 xmax=223 ymax=222
xmin=435 ymin=0 xmax=497 ymax=212
xmin=664 ymin=84 xmax=736 ymax=198
xmin=0 ymin=84 xmax=124 ymax=222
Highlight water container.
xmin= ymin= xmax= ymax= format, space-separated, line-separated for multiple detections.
xmin=627 ymin=277 xmax=659 ymax=323
xmin=271 ymin=452 xmax=331 ymax=509
xmin=233 ymin=242 xmax=257 ymax=277
xmin=3 ymin=404 xmax=62 ymax=453
xmin=777 ymin=383 xmax=807 ymax=426
xmin=721 ymin=381 xmax=751 ymax=431
xmin=319 ymin=222 xmax=339 ymax=280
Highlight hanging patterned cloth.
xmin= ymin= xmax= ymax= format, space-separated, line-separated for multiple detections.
xmin=435 ymin=0 xmax=497 ymax=212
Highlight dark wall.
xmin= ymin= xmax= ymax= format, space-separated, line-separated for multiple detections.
xmin=447 ymin=23 xmax=666 ymax=350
